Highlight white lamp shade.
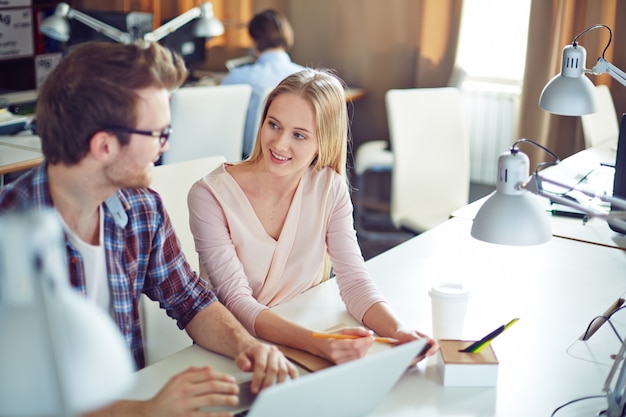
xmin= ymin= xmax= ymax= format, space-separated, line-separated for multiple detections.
xmin=40 ymin=14 xmax=70 ymax=42
xmin=194 ymin=18 xmax=225 ymax=37
xmin=194 ymin=3 xmax=224 ymax=37
xmin=470 ymin=150 xmax=552 ymax=246
xmin=0 ymin=210 xmax=136 ymax=416
xmin=471 ymin=190 xmax=552 ymax=245
xmin=539 ymin=44 xmax=599 ymax=116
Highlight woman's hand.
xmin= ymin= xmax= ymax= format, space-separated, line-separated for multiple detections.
xmin=314 ymin=327 xmax=376 ymax=364
xmin=391 ymin=329 xmax=439 ymax=365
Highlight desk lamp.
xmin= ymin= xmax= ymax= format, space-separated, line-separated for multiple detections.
xmin=470 ymin=138 xmax=626 ymax=245
xmin=539 ymin=24 xmax=626 ymax=115
xmin=41 ymin=2 xmax=224 ymax=44
xmin=473 ymin=23 xmax=626 ymax=245
xmin=472 ymin=23 xmax=626 ymax=416
xmin=0 ymin=209 xmax=135 ymax=416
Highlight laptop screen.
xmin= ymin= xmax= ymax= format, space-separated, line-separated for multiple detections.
xmin=205 ymin=339 xmax=428 ymax=417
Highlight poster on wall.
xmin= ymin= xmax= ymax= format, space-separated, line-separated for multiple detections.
xmin=0 ymin=0 xmax=32 ymax=8
xmin=35 ymin=52 xmax=61 ymax=88
xmin=0 ymin=7 xmax=33 ymax=60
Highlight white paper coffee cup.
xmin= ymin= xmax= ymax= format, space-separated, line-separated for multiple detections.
xmin=429 ymin=282 xmax=471 ymax=340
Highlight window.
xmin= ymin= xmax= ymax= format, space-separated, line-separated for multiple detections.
xmin=456 ymin=0 xmax=531 ymax=84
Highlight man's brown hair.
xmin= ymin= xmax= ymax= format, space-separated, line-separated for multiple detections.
xmin=36 ymin=41 xmax=188 ymax=164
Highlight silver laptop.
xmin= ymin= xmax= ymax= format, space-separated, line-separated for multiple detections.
xmin=214 ymin=339 xmax=428 ymax=417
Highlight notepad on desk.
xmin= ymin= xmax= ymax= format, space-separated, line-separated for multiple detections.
xmin=276 ymin=323 xmax=392 ymax=372
xmin=276 ymin=345 xmax=333 ymax=372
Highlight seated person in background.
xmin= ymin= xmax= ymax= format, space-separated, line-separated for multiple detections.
xmin=0 ymin=40 xmax=297 ymax=417
xmin=221 ymin=9 xmax=305 ymax=158
xmin=188 ymin=69 xmax=439 ymax=365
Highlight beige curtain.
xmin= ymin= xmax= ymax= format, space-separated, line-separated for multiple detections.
xmin=519 ymin=0 xmax=626 ymax=169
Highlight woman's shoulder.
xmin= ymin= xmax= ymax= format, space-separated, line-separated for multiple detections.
xmin=191 ymin=163 xmax=252 ymax=200
xmin=306 ymin=166 xmax=347 ymax=195
xmin=195 ymin=163 xmax=229 ymax=184
xmin=308 ymin=166 xmax=344 ymax=183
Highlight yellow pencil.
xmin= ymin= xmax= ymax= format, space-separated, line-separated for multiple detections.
xmin=311 ymin=332 xmax=398 ymax=344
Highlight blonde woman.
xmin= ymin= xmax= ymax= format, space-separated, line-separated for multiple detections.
xmin=189 ymin=69 xmax=438 ymax=364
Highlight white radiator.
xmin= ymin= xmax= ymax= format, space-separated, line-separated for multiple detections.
xmin=461 ymin=83 xmax=521 ymax=185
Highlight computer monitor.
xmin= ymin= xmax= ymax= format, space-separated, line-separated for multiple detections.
xmin=608 ymin=113 xmax=626 ymax=234
xmin=159 ymin=19 xmax=207 ymax=74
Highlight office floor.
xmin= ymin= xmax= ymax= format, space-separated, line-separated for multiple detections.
xmin=355 ymin=181 xmax=495 ymax=260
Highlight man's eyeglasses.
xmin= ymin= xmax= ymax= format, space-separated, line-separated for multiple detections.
xmin=106 ymin=125 xmax=172 ymax=147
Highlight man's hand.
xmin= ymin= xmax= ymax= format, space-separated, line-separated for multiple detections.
xmin=145 ymin=366 xmax=240 ymax=417
xmin=184 ymin=303 xmax=298 ymax=394
xmin=234 ymin=343 xmax=299 ymax=394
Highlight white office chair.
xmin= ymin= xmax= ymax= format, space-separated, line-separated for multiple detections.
xmin=161 ymin=84 xmax=251 ymax=165
xmin=140 ymin=155 xmax=226 ymax=366
xmin=354 ymin=87 xmax=470 ymax=237
xmin=581 ymin=84 xmax=619 ymax=149
xmin=387 ymin=87 xmax=470 ymax=232
xmin=353 ymin=68 xmax=467 ymax=238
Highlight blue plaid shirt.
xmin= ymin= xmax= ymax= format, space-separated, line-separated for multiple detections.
xmin=0 ymin=163 xmax=218 ymax=369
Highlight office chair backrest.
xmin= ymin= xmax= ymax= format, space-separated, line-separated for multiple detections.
xmin=162 ymin=84 xmax=252 ymax=164
xmin=386 ymin=87 xmax=470 ymax=233
xmin=141 ymin=155 xmax=226 ymax=366
xmin=581 ymin=84 xmax=619 ymax=149
xmin=150 ymin=155 xmax=226 ymax=271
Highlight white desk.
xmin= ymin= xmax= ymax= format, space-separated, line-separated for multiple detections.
xmin=0 ymin=133 xmax=41 ymax=151
xmin=0 ymin=90 xmax=37 ymax=106
xmin=0 ymin=134 xmax=43 ymax=186
xmin=0 ymin=143 xmax=42 ymax=176
xmin=122 ymin=217 xmax=626 ymax=416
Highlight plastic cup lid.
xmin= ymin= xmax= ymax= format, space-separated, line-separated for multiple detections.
xmin=429 ymin=282 xmax=471 ymax=299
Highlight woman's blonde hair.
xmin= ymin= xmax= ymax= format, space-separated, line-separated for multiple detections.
xmin=243 ymin=68 xmax=349 ymax=181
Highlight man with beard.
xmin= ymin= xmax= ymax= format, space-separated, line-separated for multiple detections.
xmin=0 ymin=41 xmax=297 ymax=417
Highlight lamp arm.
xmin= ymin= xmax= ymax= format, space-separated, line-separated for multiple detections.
xmin=66 ymin=9 xmax=132 ymax=44
xmin=524 ymin=173 xmax=626 ymax=220
xmin=143 ymin=7 xmax=201 ymax=42
xmin=590 ymin=58 xmax=626 ymax=88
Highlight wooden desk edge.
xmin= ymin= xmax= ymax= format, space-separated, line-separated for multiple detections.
xmin=0 ymin=157 xmax=44 ymax=176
